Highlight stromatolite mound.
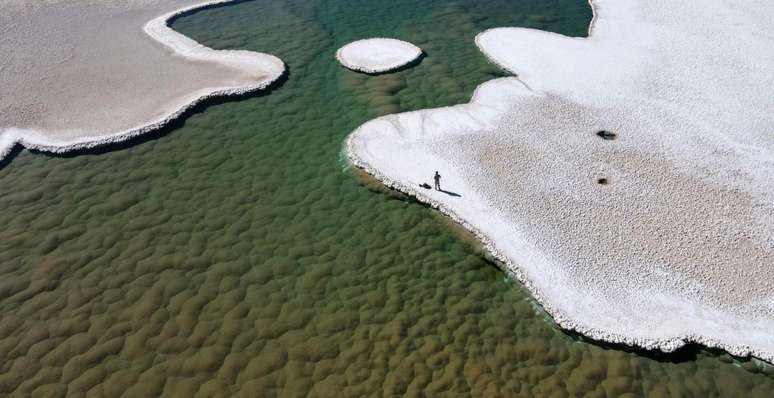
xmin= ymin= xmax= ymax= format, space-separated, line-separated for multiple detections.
xmin=336 ymin=38 xmax=422 ymax=74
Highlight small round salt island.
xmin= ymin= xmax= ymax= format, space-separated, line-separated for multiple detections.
xmin=336 ymin=38 xmax=423 ymax=74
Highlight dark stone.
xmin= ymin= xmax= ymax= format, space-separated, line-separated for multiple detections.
xmin=596 ymin=130 xmax=617 ymax=140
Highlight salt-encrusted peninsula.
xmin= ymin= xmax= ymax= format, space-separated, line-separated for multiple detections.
xmin=336 ymin=38 xmax=422 ymax=74
xmin=347 ymin=0 xmax=774 ymax=362
xmin=0 ymin=0 xmax=284 ymax=161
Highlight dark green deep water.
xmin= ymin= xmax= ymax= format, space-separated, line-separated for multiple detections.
xmin=1 ymin=0 xmax=773 ymax=396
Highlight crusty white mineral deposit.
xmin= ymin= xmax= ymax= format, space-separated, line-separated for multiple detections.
xmin=336 ymin=38 xmax=422 ymax=74
xmin=347 ymin=0 xmax=774 ymax=362
xmin=0 ymin=0 xmax=284 ymax=160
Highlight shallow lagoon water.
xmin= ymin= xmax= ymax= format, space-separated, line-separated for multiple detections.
xmin=1 ymin=0 xmax=773 ymax=396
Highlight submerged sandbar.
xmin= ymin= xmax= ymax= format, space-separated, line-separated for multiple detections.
xmin=348 ymin=0 xmax=774 ymax=361
xmin=0 ymin=0 xmax=284 ymax=160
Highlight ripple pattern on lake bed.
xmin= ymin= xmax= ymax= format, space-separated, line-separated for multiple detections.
xmin=1 ymin=0 xmax=773 ymax=396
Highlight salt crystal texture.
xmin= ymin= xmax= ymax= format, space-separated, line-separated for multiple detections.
xmin=336 ymin=38 xmax=422 ymax=74
xmin=347 ymin=0 xmax=774 ymax=362
xmin=0 ymin=0 xmax=284 ymax=161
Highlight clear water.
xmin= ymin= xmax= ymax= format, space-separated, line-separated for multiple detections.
xmin=1 ymin=0 xmax=772 ymax=396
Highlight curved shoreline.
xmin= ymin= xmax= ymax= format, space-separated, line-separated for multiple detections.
xmin=346 ymin=78 xmax=694 ymax=356
xmin=0 ymin=0 xmax=284 ymax=162
xmin=346 ymin=84 xmax=774 ymax=364
xmin=346 ymin=0 xmax=774 ymax=364
xmin=473 ymin=0 xmax=597 ymax=86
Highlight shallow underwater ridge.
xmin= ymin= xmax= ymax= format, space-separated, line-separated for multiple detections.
xmin=0 ymin=0 xmax=772 ymax=396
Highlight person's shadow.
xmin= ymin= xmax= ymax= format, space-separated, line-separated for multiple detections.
xmin=419 ymin=183 xmax=461 ymax=197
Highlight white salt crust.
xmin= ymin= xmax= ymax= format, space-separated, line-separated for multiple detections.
xmin=336 ymin=38 xmax=422 ymax=74
xmin=347 ymin=0 xmax=774 ymax=363
xmin=0 ymin=0 xmax=284 ymax=161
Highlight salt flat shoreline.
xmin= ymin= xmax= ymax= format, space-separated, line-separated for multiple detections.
xmin=347 ymin=0 xmax=774 ymax=363
xmin=0 ymin=0 xmax=284 ymax=162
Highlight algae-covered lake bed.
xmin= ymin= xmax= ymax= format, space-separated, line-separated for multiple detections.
xmin=1 ymin=0 xmax=773 ymax=396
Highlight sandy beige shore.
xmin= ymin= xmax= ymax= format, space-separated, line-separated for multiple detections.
xmin=348 ymin=0 xmax=774 ymax=361
xmin=0 ymin=0 xmax=284 ymax=160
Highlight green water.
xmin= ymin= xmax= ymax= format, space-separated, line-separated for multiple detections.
xmin=1 ymin=0 xmax=772 ymax=396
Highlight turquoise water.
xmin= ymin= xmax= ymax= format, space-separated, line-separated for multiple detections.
xmin=0 ymin=0 xmax=772 ymax=396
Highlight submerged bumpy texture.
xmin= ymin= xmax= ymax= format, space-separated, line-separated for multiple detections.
xmin=1 ymin=0 xmax=773 ymax=396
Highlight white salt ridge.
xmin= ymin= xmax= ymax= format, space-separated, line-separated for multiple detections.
xmin=347 ymin=0 xmax=774 ymax=362
xmin=0 ymin=0 xmax=284 ymax=161
xmin=336 ymin=38 xmax=422 ymax=74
